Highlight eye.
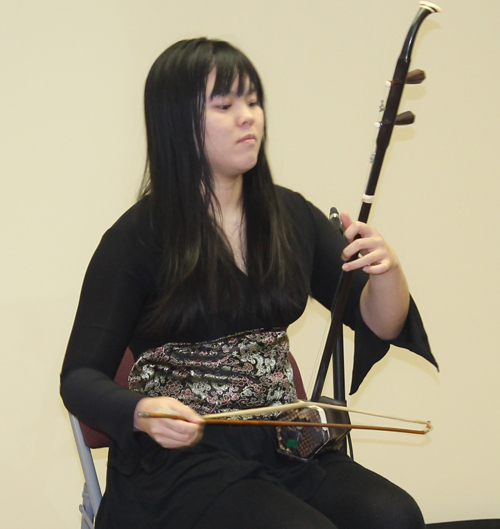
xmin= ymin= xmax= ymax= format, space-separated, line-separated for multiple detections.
xmin=211 ymin=98 xmax=232 ymax=110
xmin=247 ymin=94 xmax=260 ymax=107
xmin=209 ymin=93 xmax=233 ymax=110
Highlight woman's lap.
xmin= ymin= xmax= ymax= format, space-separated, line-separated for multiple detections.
xmin=193 ymin=478 xmax=338 ymax=529
xmin=309 ymin=453 xmax=425 ymax=529
xmin=194 ymin=454 xmax=425 ymax=529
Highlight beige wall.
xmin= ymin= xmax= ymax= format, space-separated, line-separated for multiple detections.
xmin=1 ymin=1 xmax=499 ymax=526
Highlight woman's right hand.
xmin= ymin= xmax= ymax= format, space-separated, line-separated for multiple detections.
xmin=134 ymin=396 xmax=204 ymax=448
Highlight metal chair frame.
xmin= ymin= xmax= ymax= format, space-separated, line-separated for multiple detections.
xmin=69 ymin=413 xmax=103 ymax=529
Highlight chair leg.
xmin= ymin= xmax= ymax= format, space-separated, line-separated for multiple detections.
xmin=69 ymin=414 xmax=103 ymax=527
xmin=79 ymin=483 xmax=95 ymax=529
xmin=69 ymin=414 xmax=103 ymax=516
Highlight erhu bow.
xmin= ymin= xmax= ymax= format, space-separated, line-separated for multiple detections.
xmin=139 ymin=400 xmax=432 ymax=435
xmin=138 ymin=399 xmax=432 ymax=461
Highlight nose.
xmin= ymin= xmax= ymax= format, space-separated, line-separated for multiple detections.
xmin=237 ymin=102 xmax=255 ymax=127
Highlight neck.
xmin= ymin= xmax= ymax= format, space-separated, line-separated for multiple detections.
xmin=212 ymin=174 xmax=246 ymax=272
xmin=213 ymin=174 xmax=243 ymax=221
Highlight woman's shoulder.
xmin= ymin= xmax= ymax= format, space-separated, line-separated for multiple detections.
xmin=275 ymin=185 xmax=329 ymax=230
xmin=107 ymin=195 xmax=151 ymax=233
xmin=275 ymin=185 xmax=311 ymax=215
xmin=86 ymin=196 xmax=161 ymax=280
xmin=275 ymin=185 xmax=306 ymax=204
xmin=102 ymin=195 xmax=160 ymax=253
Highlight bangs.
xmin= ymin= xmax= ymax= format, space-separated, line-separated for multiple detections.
xmin=209 ymin=43 xmax=263 ymax=101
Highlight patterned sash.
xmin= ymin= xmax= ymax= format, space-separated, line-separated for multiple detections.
xmin=128 ymin=328 xmax=298 ymax=416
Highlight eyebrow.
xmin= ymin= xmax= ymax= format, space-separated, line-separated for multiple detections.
xmin=209 ymin=86 xmax=257 ymax=100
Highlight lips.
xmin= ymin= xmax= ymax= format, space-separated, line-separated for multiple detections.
xmin=237 ymin=133 xmax=257 ymax=143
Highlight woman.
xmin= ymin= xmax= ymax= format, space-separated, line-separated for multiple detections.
xmin=61 ymin=38 xmax=436 ymax=529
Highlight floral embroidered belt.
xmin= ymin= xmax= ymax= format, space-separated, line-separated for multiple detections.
xmin=128 ymin=328 xmax=298 ymax=416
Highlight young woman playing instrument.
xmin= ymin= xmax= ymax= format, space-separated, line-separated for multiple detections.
xmin=61 ymin=38 xmax=436 ymax=529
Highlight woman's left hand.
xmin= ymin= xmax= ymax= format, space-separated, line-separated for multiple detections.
xmin=339 ymin=211 xmax=399 ymax=275
xmin=339 ymin=211 xmax=409 ymax=340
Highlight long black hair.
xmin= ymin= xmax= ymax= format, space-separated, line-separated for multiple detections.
xmin=140 ymin=38 xmax=306 ymax=333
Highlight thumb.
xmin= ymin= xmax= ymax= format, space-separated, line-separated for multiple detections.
xmin=340 ymin=211 xmax=353 ymax=231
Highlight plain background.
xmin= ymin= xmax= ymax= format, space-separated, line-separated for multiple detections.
xmin=1 ymin=0 xmax=499 ymax=526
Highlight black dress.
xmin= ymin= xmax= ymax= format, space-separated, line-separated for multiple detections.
xmin=61 ymin=186 xmax=436 ymax=529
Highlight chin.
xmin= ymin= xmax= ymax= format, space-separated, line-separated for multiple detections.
xmin=241 ymin=157 xmax=259 ymax=174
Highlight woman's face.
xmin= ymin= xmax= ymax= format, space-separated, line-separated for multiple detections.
xmin=204 ymin=69 xmax=264 ymax=183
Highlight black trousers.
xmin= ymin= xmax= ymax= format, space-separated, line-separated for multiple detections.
xmin=194 ymin=453 xmax=425 ymax=529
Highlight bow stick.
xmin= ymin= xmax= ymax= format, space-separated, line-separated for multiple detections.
xmin=137 ymin=400 xmax=432 ymax=435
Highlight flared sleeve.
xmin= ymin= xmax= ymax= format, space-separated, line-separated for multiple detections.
xmin=289 ymin=189 xmax=438 ymax=395
xmin=350 ymin=296 xmax=437 ymax=394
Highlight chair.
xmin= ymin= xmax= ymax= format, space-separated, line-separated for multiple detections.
xmin=69 ymin=414 xmax=103 ymax=529
xmin=69 ymin=349 xmax=308 ymax=529
xmin=69 ymin=347 xmax=134 ymax=529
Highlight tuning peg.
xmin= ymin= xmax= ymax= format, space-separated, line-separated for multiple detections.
xmin=375 ymin=110 xmax=415 ymax=129
xmin=406 ymin=69 xmax=426 ymax=84
xmin=385 ymin=69 xmax=426 ymax=88
xmin=395 ymin=111 xmax=415 ymax=125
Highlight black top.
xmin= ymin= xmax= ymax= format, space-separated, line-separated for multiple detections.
xmin=60 ymin=187 xmax=436 ymax=527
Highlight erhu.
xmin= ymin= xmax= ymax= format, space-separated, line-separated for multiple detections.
xmin=275 ymin=1 xmax=441 ymax=461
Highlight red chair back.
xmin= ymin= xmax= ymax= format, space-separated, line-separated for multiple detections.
xmin=288 ymin=353 xmax=307 ymax=400
xmin=79 ymin=348 xmax=135 ymax=448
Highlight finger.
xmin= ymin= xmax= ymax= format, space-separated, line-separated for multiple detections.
xmin=342 ymin=243 xmax=387 ymax=270
xmin=150 ymin=420 xmax=203 ymax=446
xmin=363 ymin=261 xmax=390 ymax=274
xmin=165 ymin=426 xmax=202 ymax=447
xmin=342 ymin=235 xmax=381 ymax=261
xmin=339 ymin=211 xmax=353 ymax=231
xmin=343 ymin=220 xmax=378 ymax=242
xmin=340 ymin=212 xmax=361 ymax=243
xmin=157 ymin=419 xmax=201 ymax=440
xmin=343 ymin=253 xmax=373 ymax=272
xmin=343 ymin=248 xmax=393 ymax=274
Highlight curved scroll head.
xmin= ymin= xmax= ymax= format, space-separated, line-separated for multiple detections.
xmin=420 ymin=1 xmax=442 ymax=13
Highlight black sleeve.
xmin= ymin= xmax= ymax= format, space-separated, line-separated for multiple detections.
xmin=60 ymin=213 xmax=153 ymax=458
xmin=301 ymin=196 xmax=438 ymax=394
